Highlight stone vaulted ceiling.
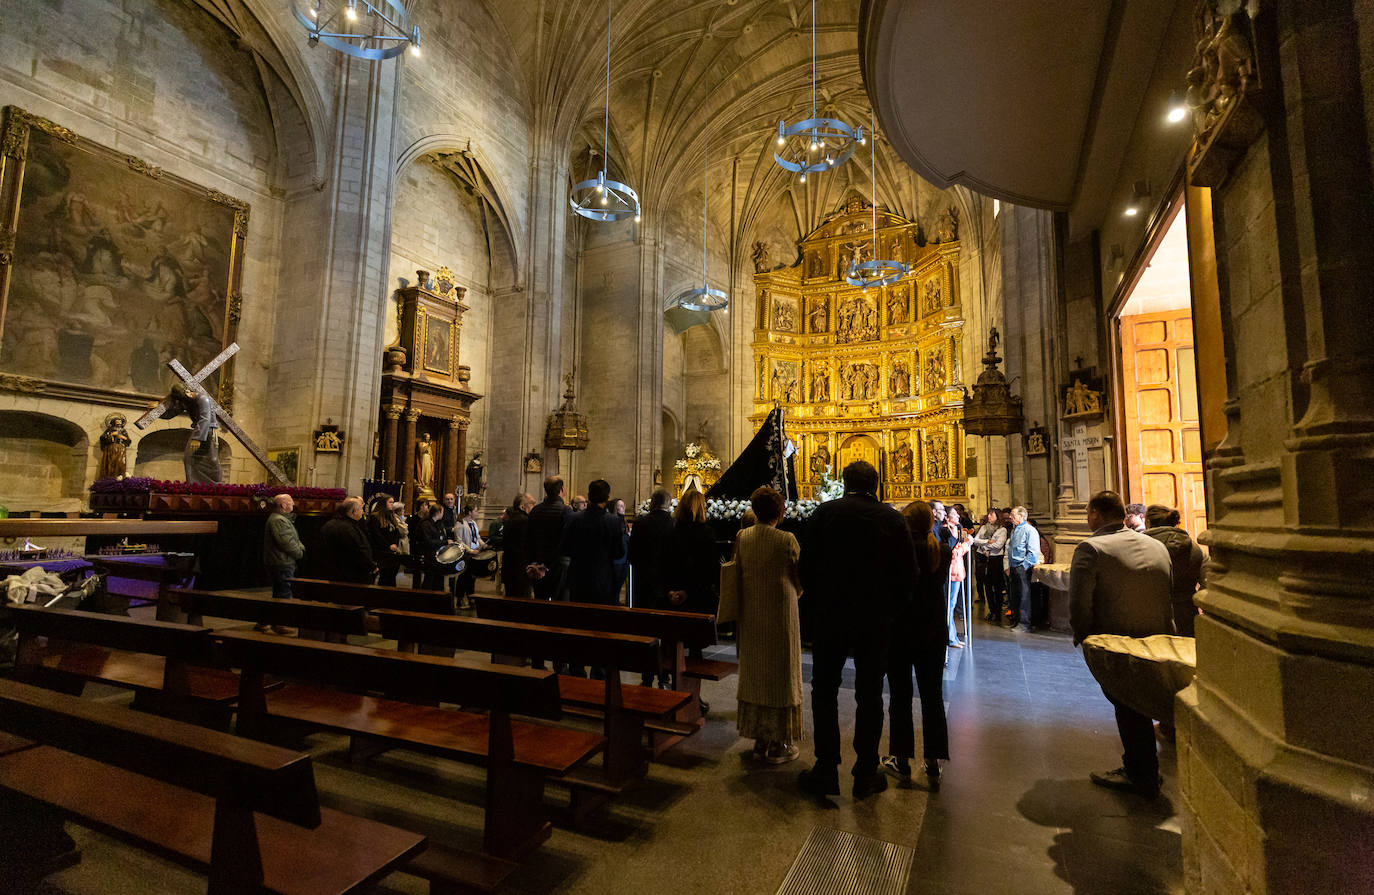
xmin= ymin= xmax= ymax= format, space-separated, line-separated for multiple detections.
xmin=479 ymin=0 xmax=966 ymax=267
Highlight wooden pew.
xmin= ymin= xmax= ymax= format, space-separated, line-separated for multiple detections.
xmin=215 ymin=629 xmax=605 ymax=859
xmin=373 ymin=609 xmax=691 ymax=785
xmin=6 ymin=604 xmax=248 ymax=726
xmin=471 ymin=596 xmax=735 ymax=751
xmin=0 ymin=677 xmax=426 ymax=894
xmin=290 ymin=577 xmax=455 ymax=615
xmin=168 ymin=587 xmax=369 ymax=641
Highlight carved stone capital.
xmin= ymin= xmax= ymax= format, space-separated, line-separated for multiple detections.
xmin=383 ymin=405 xmax=404 ymax=421
xmin=404 ymin=409 xmax=421 ymax=422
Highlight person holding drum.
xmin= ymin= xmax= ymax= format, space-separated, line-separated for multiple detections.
xmin=414 ymin=503 xmax=449 ymax=591
xmin=453 ymin=498 xmax=487 ymax=609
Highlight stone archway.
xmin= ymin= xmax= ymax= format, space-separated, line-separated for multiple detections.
xmin=0 ymin=410 xmax=89 ymax=511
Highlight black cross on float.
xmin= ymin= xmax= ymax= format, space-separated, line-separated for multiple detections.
xmin=134 ymin=342 xmax=291 ymax=486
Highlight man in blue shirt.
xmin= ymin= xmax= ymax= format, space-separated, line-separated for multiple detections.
xmin=1006 ymin=506 xmax=1041 ymax=631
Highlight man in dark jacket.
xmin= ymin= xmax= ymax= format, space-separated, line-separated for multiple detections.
xmin=628 ymin=489 xmax=674 ymax=610
xmin=501 ymin=493 xmax=535 ymax=598
xmin=318 ymin=497 xmax=377 ymax=584
xmin=798 ymin=460 xmax=916 ymax=800
xmin=559 ymin=479 xmax=625 ymax=605
xmin=1143 ymin=504 xmax=1205 ymax=637
xmin=527 ymin=476 xmax=574 ymax=600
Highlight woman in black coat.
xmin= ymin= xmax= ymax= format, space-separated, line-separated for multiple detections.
xmin=366 ymin=495 xmax=404 ymax=586
xmin=665 ymin=489 xmax=721 ymax=659
xmin=882 ymin=500 xmax=952 ymax=790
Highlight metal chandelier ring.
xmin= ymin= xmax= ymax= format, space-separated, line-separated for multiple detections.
xmin=845 ymin=258 xmax=911 ymax=290
xmin=671 ymin=284 xmax=728 ymax=312
xmin=294 ymin=0 xmax=419 ymax=61
xmin=569 ymin=171 xmax=642 ymax=222
xmin=773 ymin=117 xmax=863 ymax=174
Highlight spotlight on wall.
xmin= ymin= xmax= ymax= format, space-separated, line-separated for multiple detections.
xmin=1124 ymin=206 xmax=1139 ymax=217
xmin=1166 ymin=90 xmax=1187 ymax=124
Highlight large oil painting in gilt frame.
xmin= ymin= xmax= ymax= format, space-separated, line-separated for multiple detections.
xmin=0 ymin=106 xmax=247 ymax=408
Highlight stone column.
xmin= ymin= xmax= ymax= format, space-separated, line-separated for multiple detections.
xmin=381 ymin=405 xmax=402 ymax=480
xmin=1174 ymin=5 xmax=1374 ymax=894
xmin=445 ymin=416 xmax=460 ymax=497
xmin=455 ymin=417 xmax=469 ymax=492
xmin=399 ymin=409 xmax=419 ymax=508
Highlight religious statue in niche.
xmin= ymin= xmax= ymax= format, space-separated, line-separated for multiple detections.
xmin=751 ymin=240 xmax=772 ymax=273
xmin=97 ymin=413 xmax=130 ymax=479
xmin=889 ymin=360 xmax=911 ymax=398
xmin=809 ymin=364 xmax=830 ymax=403
xmin=415 ymin=432 xmax=436 ymax=497
xmin=891 ymin=432 xmax=914 ymax=482
xmin=772 ymin=296 xmax=798 ymax=332
xmin=922 ymin=278 xmax=943 ymax=316
xmin=810 ymin=441 xmax=832 ymax=482
xmin=888 ymin=287 xmax=909 ymax=325
xmin=808 ymin=252 xmax=824 ymax=278
xmin=523 ymin=451 xmax=543 ymax=474
xmin=771 ymin=359 xmax=802 ymax=404
xmin=1026 ymin=424 xmax=1049 ymax=456
xmin=936 ymin=205 xmax=960 ymax=243
xmin=836 ymin=295 xmax=878 ymax=343
xmin=466 ymin=451 xmax=486 ymax=496
xmin=926 ymin=431 xmax=950 ymax=480
xmin=809 ymin=297 xmax=829 ymax=333
xmin=925 ymin=349 xmax=946 ymax=390
xmin=313 ymin=420 xmax=343 ymax=453
xmin=890 ymin=235 xmax=904 ymax=263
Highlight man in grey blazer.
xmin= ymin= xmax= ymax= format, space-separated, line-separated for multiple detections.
xmin=1070 ymin=490 xmax=1174 ymax=797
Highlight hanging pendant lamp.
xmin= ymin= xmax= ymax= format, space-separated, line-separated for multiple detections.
xmin=668 ymin=151 xmax=728 ymax=313
xmin=846 ymin=111 xmax=909 ymax=290
xmin=772 ymin=0 xmax=861 ymax=181
xmin=294 ymin=0 xmax=420 ymax=61
xmin=570 ymin=0 xmax=641 ymax=223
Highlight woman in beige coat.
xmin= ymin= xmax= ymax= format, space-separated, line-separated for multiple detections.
xmin=732 ymin=486 xmax=804 ymax=763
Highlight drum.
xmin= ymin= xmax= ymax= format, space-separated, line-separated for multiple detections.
xmin=467 ymin=549 xmax=499 ymax=578
xmin=433 ymin=543 xmax=467 ymax=573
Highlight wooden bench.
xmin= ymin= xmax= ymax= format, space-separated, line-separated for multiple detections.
xmin=290 ymin=577 xmax=456 ymax=615
xmin=87 ymin=553 xmax=198 ymax=619
xmin=373 ymin=609 xmax=691 ymax=784
xmin=471 ymin=596 xmax=735 ymax=751
xmin=215 ymin=629 xmax=605 ymax=859
xmin=169 ymin=587 xmax=369 ymax=642
xmin=0 ymin=677 xmax=426 ymax=894
xmin=7 ymin=603 xmax=251 ymax=726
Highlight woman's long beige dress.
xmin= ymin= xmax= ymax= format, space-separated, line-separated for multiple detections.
xmin=734 ymin=524 xmax=804 ymax=742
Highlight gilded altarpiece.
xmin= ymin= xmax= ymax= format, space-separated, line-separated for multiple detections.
xmin=752 ymin=199 xmax=967 ymax=503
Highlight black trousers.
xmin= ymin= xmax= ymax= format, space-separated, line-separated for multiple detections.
xmin=1109 ymin=693 xmax=1159 ymax=785
xmin=810 ymin=624 xmax=890 ymax=776
xmin=980 ymin=560 xmax=1006 ymax=618
xmin=886 ymin=636 xmax=949 ymax=761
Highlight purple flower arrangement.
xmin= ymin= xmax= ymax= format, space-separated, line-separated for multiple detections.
xmin=90 ymin=477 xmax=346 ymax=501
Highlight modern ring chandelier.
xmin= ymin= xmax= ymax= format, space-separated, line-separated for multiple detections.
xmin=570 ymin=0 xmax=642 ymax=223
xmin=773 ymin=0 xmax=862 ymax=182
xmin=294 ymin=0 xmax=420 ymax=61
xmin=845 ymin=112 xmax=910 ymax=290
xmin=669 ymin=152 xmax=728 ymax=313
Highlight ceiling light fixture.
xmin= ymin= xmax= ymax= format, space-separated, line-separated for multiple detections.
xmin=667 ymin=151 xmax=727 ymax=313
xmin=1165 ymin=90 xmax=1187 ymax=124
xmin=570 ymin=0 xmax=641 ymax=223
xmin=772 ymin=0 xmax=861 ymax=177
xmin=294 ymin=0 xmax=420 ymax=61
xmin=845 ymin=112 xmax=909 ymax=290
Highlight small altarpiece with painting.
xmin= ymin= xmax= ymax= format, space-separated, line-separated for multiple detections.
xmin=376 ymin=268 xmax=482 ymax=506
xmin=752 ymin=198 xmax=968 ymax=503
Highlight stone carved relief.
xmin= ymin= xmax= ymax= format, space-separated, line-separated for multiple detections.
xmin=836 ymin=294 xmax=878 ymax=343
xmin=936 ymin=206 xmax=959 ymax=242
xmin=1186 ymin=3 xmax=1259 ymax=153
xmin=751 ymin=240 xmax=772 ymax=273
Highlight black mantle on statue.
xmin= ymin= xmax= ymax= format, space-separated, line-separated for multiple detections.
xmin=706 ymin=407 xmax=799 ymax=501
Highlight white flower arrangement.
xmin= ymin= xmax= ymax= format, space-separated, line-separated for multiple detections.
xmin=674 ymin=459 xmax=689 ymax=470
xmin=638 ymin=495 xmax=820 ymax=521
xmin=684 ymin=443 xmax=701 ymax=458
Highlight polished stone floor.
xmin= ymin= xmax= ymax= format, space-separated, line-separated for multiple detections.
xmin=36 ymin=601 xmax=1182 ymax=895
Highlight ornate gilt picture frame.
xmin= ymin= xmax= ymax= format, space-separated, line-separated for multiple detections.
xmin=0 ymin=105 xmax=248 ymax=409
